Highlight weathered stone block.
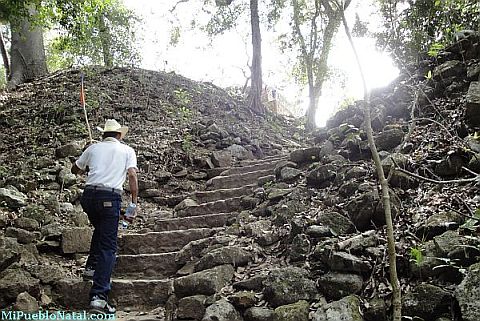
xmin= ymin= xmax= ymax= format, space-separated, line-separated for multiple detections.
xmin=61 ymin=227 xmax=93 ymax=254
xmin=466 ymin=82 xmax=480 ymax=126
xmin=174 ymin=265 xmax=234 ymax=298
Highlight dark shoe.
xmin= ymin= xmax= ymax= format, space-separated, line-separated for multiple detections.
xmin=89 ymin=295 xmax=116 ymax=314
xmin=82 ymin=267 xmax=95 ymax=281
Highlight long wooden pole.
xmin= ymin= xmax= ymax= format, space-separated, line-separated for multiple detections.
xmin=80 ymin=73 xmax=93 ymax=143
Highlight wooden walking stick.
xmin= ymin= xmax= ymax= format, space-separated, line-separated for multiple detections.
xmin=80 ymin=73 xmax=93 ymax=143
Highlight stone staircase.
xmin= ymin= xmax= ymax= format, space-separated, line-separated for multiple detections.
xmin=55 ymin=154 xmax=287 ymax=311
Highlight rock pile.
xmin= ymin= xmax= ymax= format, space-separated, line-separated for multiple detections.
xmin=1 ymin=32 xmax=480 ymax=321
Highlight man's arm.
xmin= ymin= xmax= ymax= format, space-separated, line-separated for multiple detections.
xmin=127 ymin=168 xmax=138 ymax=204
xmin=71 ymin=163 xmax=84 ymax=175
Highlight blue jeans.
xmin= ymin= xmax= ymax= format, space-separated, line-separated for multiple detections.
xmin=80 ymin=189 xmax=121 ymax=300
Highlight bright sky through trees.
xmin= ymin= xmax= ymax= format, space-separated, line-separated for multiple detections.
xmin=124 ymin=0 xmax=398 ymax=126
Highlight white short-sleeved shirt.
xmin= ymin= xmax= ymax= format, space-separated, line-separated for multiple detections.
xmin=76 ymin=138 xmax=137 ymax=190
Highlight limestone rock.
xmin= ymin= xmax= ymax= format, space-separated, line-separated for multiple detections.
xmin=345 ymin=166 xmax=368 ymax=179
xmin=317 ymin=272 xmax=363 ymax=300
xmin=346 ymin=187 xmax=400 ymax=231
xmin=6 ymin=227 xmax=38 ymax=244
xmin=174 ymin=264 xmax=234 ymax=298
xmin=227 ymin=144 xmax=253 ymax=160
xmin=316 ymin=212 xmax=354 ymax=235
xmin=40 ymin=223 xmax=64 ymax=240
xmin=456 ymin=262 xmax=480 ymax=321
xmin=177 ymin=295 xmax=207 ymax=320
xmin=465 ymin=136 xmax=480 ymax=153
xmin=306 ymin=225 xmax=332 ymax=238
xmin=0 ymin=187 xmax=27 ymax=209
xmin=279 ymin=167 xmax=302 ymax=183
xmin=229 ymin=291 xmax=257 ymax=309
xmin=403 ymin=284 xmax=452 ymax=320
xmin=138 ymin=179 xmax=158 ymax=191
xmin=175 ymin=236 xmax=233 ymax=266
xmin=14 ymin=217 xmax=40 ymax=231
xmin=374 ymin=128 xmax=404 ymax=151
xmin=0 ymin=237 xmax=24 ymax=272
xmin=53 ymin=278 xmax=90 ymax=308
xmin=70 ymin=210 xmax=90 ymax=227
xmin=267 ymin=188 xmax=293 ymax=201
xmin=433 ymin=60 xmax=466 ymax=80
xmin=290 ymin=147 xmax=321 ymax=164
xmin=323 ymin=252 xmax=372 ymax=274
xmin=0 ymin=268 xmax=40 ymax=307
xmin=27 ymin=264 xmax=65 ymax=284
xmin=194 ymin=246 xmax=252 ymax=272
xmin=434 ymin=154 xmax=464 ymax=177
xmin=202 ymin=299 xmax=243 ymax=321
xmin=61 ymin=227 xmax=93 ymax=254
xmin=433 ymin=230 xmax=480 ymax=265
xmin=466 ymin=82 xmax=480 ymax=126
xmin=306 ymin=164 xmax=336 ymax=188
xmin=312 ymin=295 xmax=363 ymax=321
xmin=416 ymin=211 xmax=464 ymax=239
xmin=263 ymin=267 xmax=317 ymax=307
xmin=233 ymin=275 xmax=266 ymax=291
xmin=289 ymin=234 xmax=311 ymax=262
xmin=174 ymin=198 xmax=198 ymax=212
xmin=211 ymin=150 xmax=232 ymax=168
xmin=15 ymin=292 xmax=39 ymax=313
xmin=274 ymin=300 xmax=309 ymax=321
xmin=57 ymin=168 xmax=77 ymax=187
xmin=55 ymin=142 xmax=83 ymax=158
xmin=243 ymin=220 xmax=281 ymax=246
xmin=363 ymin=296 xmax=386 ymax=321
xmin=244 ymin=307 xmax=274 ymax=321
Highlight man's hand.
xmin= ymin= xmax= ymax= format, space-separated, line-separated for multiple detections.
xmin=127 ymin=167 xmax=138 ymax=204
xmin=71 ymin=163 xmax=84 ymax=175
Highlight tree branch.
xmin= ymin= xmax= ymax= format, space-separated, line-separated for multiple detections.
xmin=170 ymin=0 xmax=190 ymax=13
xmin=394 ymin=167 xmax=477 ymax=184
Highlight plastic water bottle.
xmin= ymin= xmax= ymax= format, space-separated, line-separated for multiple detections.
xmin=120 ymin=203 xmax=136 ymax=229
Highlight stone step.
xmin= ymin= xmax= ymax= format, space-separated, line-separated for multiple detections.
xmin=192 ymin=184 xmax=255 ymax=203
xmin=153 ymin=212 xmax=239 ymax=232
xmin=206 ymin=169 xmax=273 ymax=190
xmin=238 ymin=155 xmax=287 ymax=166
xmin=55 ymin=277 xmax=172 ymax=309
xmin=119 ymin=228 xmax=219 ymax=254
xmin=115 ymin=252 xmax=178 ymax=278
xmin=176 ymin=197 xmax=245 ymax=217
xmin=219 ymin=159 xmax=281 ymax=176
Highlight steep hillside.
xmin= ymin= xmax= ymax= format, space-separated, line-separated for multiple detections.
xmin=0 ymin=32 xmax=480 ymax=321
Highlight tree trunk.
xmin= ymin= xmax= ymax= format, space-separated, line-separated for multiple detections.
xmin=248 ymin=0 xmax=265 ymax=115
xmin=305 ymin=3 xmax=342 ymax=129
xmin=339 ymin=5 xmax=402 ymax=320
xmin=0 ymin=29 xmax=10 ymax=81
xmin=98 ymin=12 xmax=113 ymax=67
xmin=306 ymin=82 xmax=317 ymax=128
xmin=9 ymin=9 xmax=48 ymax=87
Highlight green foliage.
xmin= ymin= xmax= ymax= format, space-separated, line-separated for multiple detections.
xmin=460 ymin=207 xmax=480 ymax=232
xmin=203 ymin=2 xmax=247 ymax=36
xmin=174 ymin=88 xmax=192 ymax=108
xmin=266 ymin=0 xmax=287 ymax=28
xmin=46 ymin=0 xmax=141 ymax=68
xmin=170 ymin=26 xmax=181 ymax=46
xmin=376 ymin=0 xmax=480 ymax=65
xmin=182 ymin=133 xmax=193 ymax=153
xmin=427 ymin=42 xmax=445 ymax=57
xmin=409 ymin=247 xmax=423 ymax=266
